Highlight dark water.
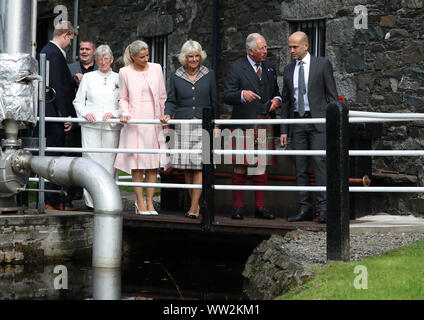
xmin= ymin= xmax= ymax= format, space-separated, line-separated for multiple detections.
xmin=0 ymin=229 xmax=267 ymax=300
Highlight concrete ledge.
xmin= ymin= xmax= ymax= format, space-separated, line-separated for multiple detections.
xmin=350 ymin=214 xmax=424 ymax=233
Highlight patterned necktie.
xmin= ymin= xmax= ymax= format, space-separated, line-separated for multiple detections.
xmin=298 ymin=61 xmax=306 ymax=117
xmin=255 ymin=63 xmax=262 ymax=80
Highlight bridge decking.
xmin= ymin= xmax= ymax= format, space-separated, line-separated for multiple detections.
xmin=122 ymin=210 xmax=329 ymax=235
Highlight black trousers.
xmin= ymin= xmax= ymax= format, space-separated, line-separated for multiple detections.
xmin=36 ymin=122 xmax=83 ymax=206
xmin=64 ymin=124 xmax=83 ymax=204
xmin=292 ymin=115 xmax=327 ymax=214
xmin=44 ymin=122 xmax=65 ymax=206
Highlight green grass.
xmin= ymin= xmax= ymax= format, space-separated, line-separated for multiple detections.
xmin=277 ymin=238 xmax=424 ymax=300
xmin=118 ymin=170 xmax=134 ymax=192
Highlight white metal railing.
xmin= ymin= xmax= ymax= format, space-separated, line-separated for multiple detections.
xmin=27 ymin=112 xmax=424 ymax=192
xmin=41 ymin=117 xmax=202 ymax=125
xmin=25 ymin=147 xmax=202 ymax=154
xmin=25 ymin=147 xmax=424 ymax=157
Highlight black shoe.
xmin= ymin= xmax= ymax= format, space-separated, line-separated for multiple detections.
xmin=287 ymin=211 xmax=313 ymax=222
xmin=232 ymin=207 xmax=245 ymax=220
xmin=318 ymin=211 xmax=327 ymax=224
xmin=74 ymin=192 xmax=83 ymax=201
xmin=255 ymin=207 xmax=275 ymax=219
xmin=82 ymin=205 xmax=94 ymax=212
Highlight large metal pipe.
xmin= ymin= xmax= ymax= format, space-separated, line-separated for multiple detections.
xmin=20 ymin=155 xmax=123 ymax=268
xmin=92 ymin=267 xmax=121 ymax=300
xmin=31 ymin=0 xmax=37 ymax=58
xmin=0 ymin=0 xmax=5 ymax=52
xmin=2 ymin=0 xmax=33 ymax=54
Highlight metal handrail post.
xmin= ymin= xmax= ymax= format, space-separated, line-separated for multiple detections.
xmin=37 ymin=53 xmax=46 ymax=213
xmin=201 ymin=108 xmax=215 ymax=231
xmin=326 ymin=101 xmax=350 ymax=261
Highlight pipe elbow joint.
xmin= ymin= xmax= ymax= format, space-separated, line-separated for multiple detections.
xmin=27 ymin=156 xmax=122 ymax=214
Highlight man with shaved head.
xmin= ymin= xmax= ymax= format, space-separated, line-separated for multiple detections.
xmin=280 ymin=31 xmax=338 ymax=223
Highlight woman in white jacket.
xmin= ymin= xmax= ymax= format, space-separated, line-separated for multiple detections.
xmin=73 ymin=44 xmax=121 ymax=209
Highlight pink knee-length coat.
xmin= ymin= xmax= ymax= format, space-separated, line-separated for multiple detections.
xmin=114 ymin=63 xmax=168 ymax=173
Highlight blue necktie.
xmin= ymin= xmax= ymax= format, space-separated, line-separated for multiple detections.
xmin=298 ymin=61 xmax=306 ymax=117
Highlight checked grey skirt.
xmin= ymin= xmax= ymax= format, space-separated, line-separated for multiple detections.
xmin=169 ymin=122 xmax=203 ymax=170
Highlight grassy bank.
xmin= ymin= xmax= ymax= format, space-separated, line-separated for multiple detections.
xmin=277 ymin=238 xmax=424 ymax=300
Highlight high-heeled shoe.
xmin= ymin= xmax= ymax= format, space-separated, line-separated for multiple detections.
xmin=184 ymin=205 xmax=200 ymax=219
xmin=185 ymin=211 xmax=199 ymax=219
xmin=135 ymin=202 xmax=151 ymax=215
xmin=145 ymin=202 xmax=159 ymax=215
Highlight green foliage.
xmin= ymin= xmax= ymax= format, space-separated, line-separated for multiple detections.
xmin=27 ymin=181 xmax=37 ymax=203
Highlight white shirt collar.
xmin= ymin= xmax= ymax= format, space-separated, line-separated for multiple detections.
xmin=298 ymin=52 xmax=311 ymax=66
xmin=247 ymin=55 xmax=261 ymax=69
xmin=50 ymin=40 xmax=67 ymax=59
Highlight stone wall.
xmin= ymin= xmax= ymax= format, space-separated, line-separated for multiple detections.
xmin=0 ymin=212 xmax=93 ymax=264
xmin=242 ymin=233 xmax=314 ymax=300
xmin=37 ymin=0 xmax=216 ymax=74
xmin=35 ymin=0 xmax=424 ymax=215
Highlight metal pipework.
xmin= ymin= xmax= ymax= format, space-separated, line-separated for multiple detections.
xmin=2 ymin=0 xmax=33 ymax=54
xmin=92 ymin=267 xmax=121 ymax=300
xmin=0 ymin=0 xmax=39 ymax=124
xmin=31 ymin=0 xmax=37 ymax=58
xmin=2 ymin=119 xmax=21 ymax=148
xmin=0 ymin=119 xmax=29 ymax=211
xmin=19 ymin=154 xmax=123 ymax=268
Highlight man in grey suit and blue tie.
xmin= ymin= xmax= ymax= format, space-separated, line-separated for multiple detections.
xmin=280 ymin=31 xmax=338 ymax=223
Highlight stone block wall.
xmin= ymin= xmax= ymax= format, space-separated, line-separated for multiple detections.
xmin=0 ymin=212 xmax=93 ymax=264
xmin=37 ymin=0 xmax=217 ymax=75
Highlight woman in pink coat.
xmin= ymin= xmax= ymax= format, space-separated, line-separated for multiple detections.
xmin=115 ymin=40 xmax=167 ymax=215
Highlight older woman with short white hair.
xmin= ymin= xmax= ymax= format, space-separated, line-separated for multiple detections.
xmin=73 ymin=44 xmax=121 ymax=209
xmin=160 ymin=40 xmax=218 ymax=219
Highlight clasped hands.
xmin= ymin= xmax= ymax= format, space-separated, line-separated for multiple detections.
xmin=84 ymin=112 xmax=115 ymax=123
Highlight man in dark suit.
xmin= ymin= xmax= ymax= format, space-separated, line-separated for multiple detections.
xmin=280 ymin=31 xmax=338 ymax=223
xmin=224 ymin=33 xmax=281 ymax=220
xmin=39 ymin=21 xmax=78 ymax=211
xmin=68 ymin=39 xmax=97 ymax=86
